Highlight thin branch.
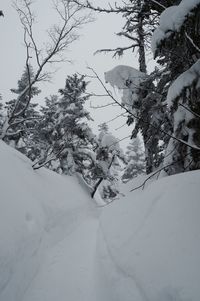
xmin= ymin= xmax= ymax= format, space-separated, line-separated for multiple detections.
xmin=115 ymin=123 xmax=127 ymax=131
xmin=94 ymin=44 xmax=138 ymax=57
xmin=185 ymin=31 xmax=200 ymax=53
xmin=33 ymin=145 xmax=66 ymax=170
xmin=130 ymin=154 xmax=191 ymax=192
xmin=149 ymin=0 xmax=166 ymax=10
xmin=1 ymin=0 xmax=90 ymax=140
xmin=88 ymin=67 xmax=200 ymax=152
xmin=72 ymin=0 xmax=130 ymax=14
xmin=85 ymin=92 xmax=110 ymax=97
xmin=106 ymin=112 xmax=127 ymax=124
xmin=109 ymin=135 xmax=131 ymax=148
xmin=179 ymin=103 xmax=200 ymax=119
xmin=90 ymin=101 xmax=116 ymax=109
xmin=7 ymin=116 xmax=41 ymax=129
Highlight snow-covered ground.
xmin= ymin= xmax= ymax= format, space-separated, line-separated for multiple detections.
xmin=97 ymin=172 xmax=200 ymax=301
xmin=0 ymin=141 xmax=99 ymax=301
xmin=0 ymin=141 xmax=200 ymax=301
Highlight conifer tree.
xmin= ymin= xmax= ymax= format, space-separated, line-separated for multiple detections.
xmin=90 ymin=125 xmax=123 ymax=201
xmin=98 ymin=122 xmax=109 ymax=135
xmin=77 ymin=0 xmax=167 ymax=174
xmin=152 ymin=0 xmax=200 ymax=174
xmin=33 ymin=74 xmax=95 ymax=178
xmin=27 ymin=95 xmax=58 ymax=162
xmin=122 ymin=137 xmax=145 ymax=183
xmin=4 ymin=65 xmax=41 ymax=151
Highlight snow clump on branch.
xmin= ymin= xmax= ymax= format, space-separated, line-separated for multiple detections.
xmin=104 ymin=65 xmax=146 ymax=108
xmin=151 ymin=0 xmax=200 ymax=55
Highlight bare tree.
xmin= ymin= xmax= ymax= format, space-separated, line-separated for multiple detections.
xmin=0 ymin=0 xmax=91 ymax=140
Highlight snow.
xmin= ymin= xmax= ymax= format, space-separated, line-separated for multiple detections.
xmin=97 ymin=171 xmax=200 ymax=301
xmin=152 ymin=0 xmax=200 ymax=55
xmin=0 ymin=141 xmax=200 ymax=301
xmin=22 ymin=218 xmax=99 ymax=301
xmin=104 ymin=65 xmax=146 ymax=108
xmin=0 ymin=140 xmax=97 ymax=301
xmin=167 ymin=59 xmax=200 ymax=107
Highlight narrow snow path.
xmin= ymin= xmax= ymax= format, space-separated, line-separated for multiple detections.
xmin=22 ymin=206 xmax=99 ymax=301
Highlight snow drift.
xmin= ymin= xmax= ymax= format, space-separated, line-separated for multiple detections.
xmin=0 ymin=141 xmax=93 ymax=301
xmin=0 ymin=141 xmax=200 ymax=301
xmin=97 ymin=172 xmax=200 ymax=301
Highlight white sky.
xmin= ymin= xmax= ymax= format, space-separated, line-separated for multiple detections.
xmin=0 ymin=0 xmax=141 ymax=148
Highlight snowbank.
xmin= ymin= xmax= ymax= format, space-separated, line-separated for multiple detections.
xmin=152 ymin=0 xmax=200 ymax=55
xmin=0 ymin=141 xmax=92 ymax=301
xmin=1 ymin=140 xmax=200 ymax=301
xmin=97 ymin=171 xmax=200 ymax=301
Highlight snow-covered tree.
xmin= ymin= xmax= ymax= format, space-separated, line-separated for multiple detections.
xmin=0 ymin=0 xmax=91 ymax=140
xmin=152 ymin=0 xmax=200 ymax=174
xmin=3 ymin=65 xmax=41 ymax=151
xmin=26 ymin=95 xmax=58 ymax=162
xmin=74 ymin=0 xmax=169 ymax=174
xmin=98 ymin=122 xmax=109 ymax=135
xmin=33 ymin=74 xmax=95 ymax=178
xmin=104 ymin=65 xmax=166 ymax=174
xmin=90 ymin=126 xmax=123 ymax=201
xmin=122 ymin=137 xmax=145 ymax=183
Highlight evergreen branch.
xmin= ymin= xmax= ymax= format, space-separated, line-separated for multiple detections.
xmin=32 ymin=145 xmax=66 ymax=170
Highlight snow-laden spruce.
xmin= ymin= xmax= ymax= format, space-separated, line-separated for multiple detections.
xmin=167 ymin=59 xmax=200 ymax=107
xmin=152 ymin=0 xmax=200 ymax=55
xmin=152 ymin=0 xmax=200 ymax=174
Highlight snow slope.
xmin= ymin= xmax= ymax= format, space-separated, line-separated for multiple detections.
xmin=22 ymin=217 xmax=98 ymax=301
xmin=0 ymin=141 xmax=200 ymax=301
xmin=97 ymin=172 xmax=200 ymax=301
xmin=0 ymin=141 xmax=98 ymax=301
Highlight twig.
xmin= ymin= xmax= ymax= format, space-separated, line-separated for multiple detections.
xmin=87 ymin=67 xmax=200 ymax=152
xmin=179 ymin=103 xmax=200 ymax=119
xmin=149 ymin=0 xmax=166 ymax=10
xmin=185 ymin=31 xmax=200 ymax=53
xmin=130 ymin=154 xmax=191 ymax=192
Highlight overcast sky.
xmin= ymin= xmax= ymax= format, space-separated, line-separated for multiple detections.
xmin=0 ymin=0 xmax=140 ymax=148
